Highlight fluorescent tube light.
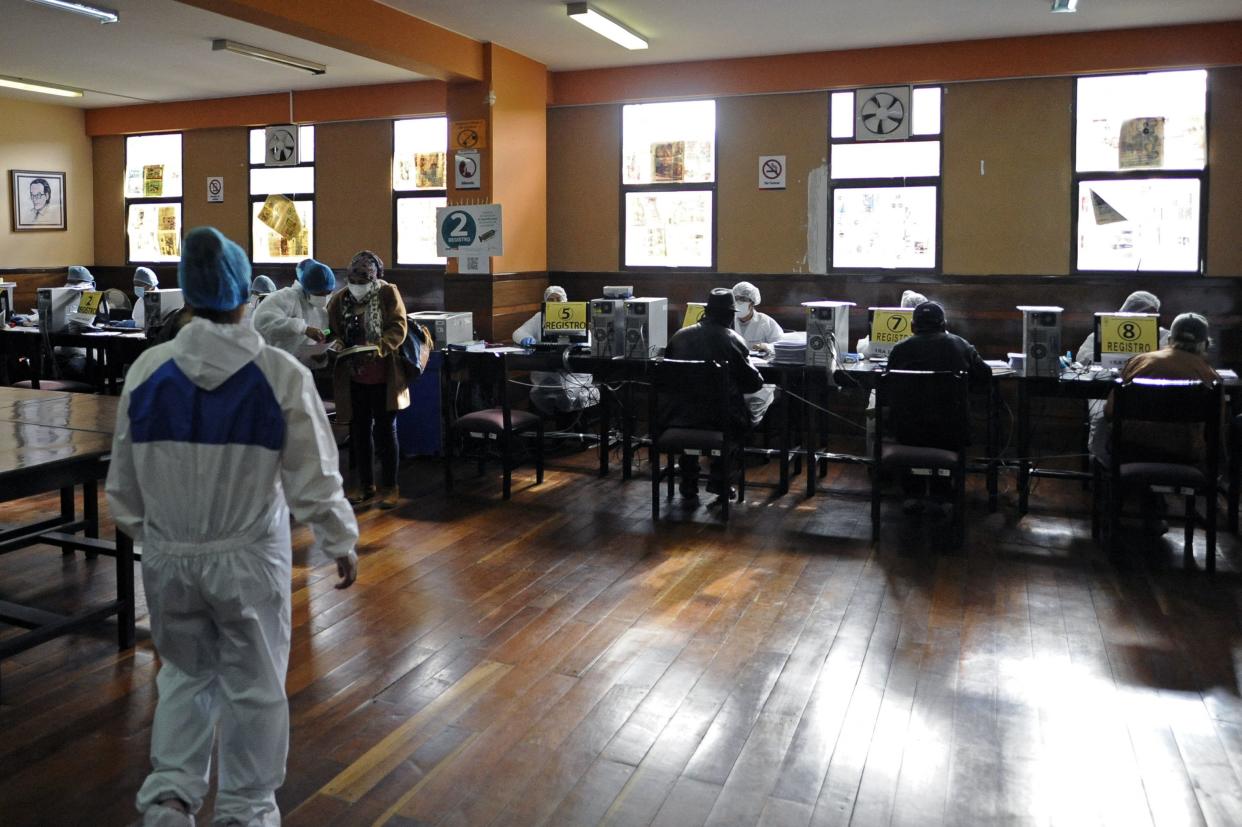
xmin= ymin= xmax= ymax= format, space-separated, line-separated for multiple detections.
xmin=23 ymin=0 xmax=118 ymax=24
xmin=212 ymin=39 xmax=327 ymax=76
xmin=0 ymin=74 xmax=84 ymax=98
xmin=1050 ymin=0 xmax=1078 ymax=12
xmin=566 ymin=3 xmax=648 ymax=50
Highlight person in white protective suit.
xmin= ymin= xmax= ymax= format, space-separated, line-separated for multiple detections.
xmin=730 ymin=281 xmax=783 ymax=425
xmin=131 ymin=267 xmax=159 ymax=328
xmin=252 ymin=258 xmax=335 ymax=367
xmin=512 ymin=284 xmax=600 ymax=415
xmin=106 ymin=226 xmax=359 ymax=827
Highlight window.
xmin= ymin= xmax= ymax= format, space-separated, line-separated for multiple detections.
xmin=621 ymin=100 xmax=715 ymax=269
xmin=249 ymin=126 xmax=315 ymax=264
xmin=1074 ymin=70 xmax=1207 ymax=273
xmin=393 ymin=117 xmax=447 ymax=266
xmin=125 ymin=133 xmax=182 ymax=263
xmin=829 ymin=87 xmax=941 ymax=271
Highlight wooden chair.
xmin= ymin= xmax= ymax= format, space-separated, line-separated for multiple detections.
xmin=442 ymin=350 xmax=544 ymax=500
xmin=647 ymin=358 xmax=744 ymax=523
xmin=1094 ymin=378 xmax=1221 ymax=572
xmin=871 ymin=370 xmax=970 ymax=546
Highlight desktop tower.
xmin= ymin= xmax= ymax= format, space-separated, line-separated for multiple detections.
xmin=141 ymin=289 xmax=185 ymax=330
xmin=589 ymin=299 xmax=627 ymax=358
xmin=803 ymin=301 xmax=853 ymax=368
xmin=0 ymin=281 xmax=13 ymax=324
xmin=623 ymin=297 xmax=668 ymax=359
xmin=37 ymin=288 xmax=83 ymax=334
xmin=1017 ymin=305 xmax=1062 ymax=378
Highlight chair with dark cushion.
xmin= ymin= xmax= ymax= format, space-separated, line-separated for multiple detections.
xmin=871 ymin=370 xmax=970 ymax=546
xmin=1095 ymin=377 xmax=1221 ymax=572
xmin=443 ymin=350 xmax=544 ymax=500
xmin=648 ymin=358 xmax=743 ymax=523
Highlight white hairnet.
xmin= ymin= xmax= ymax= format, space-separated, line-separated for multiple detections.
xmin=900 ymin=290 xmax=928 ymax=309
xmin=544 ymin=285 xmax=568 ymax=303
xmin=133 ymin=267 xmax=158 ymax=289
xmin=732 ymin=281 xmax=761 ymax=306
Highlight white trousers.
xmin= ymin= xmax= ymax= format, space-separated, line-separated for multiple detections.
xmin=745 ymin=384 xmax=775 ymax=426
xmin=137 ymin=518 xmax=292 ymax=827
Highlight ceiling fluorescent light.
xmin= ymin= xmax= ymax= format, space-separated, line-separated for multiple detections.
xmin=212 ymin=39 xmax=326 ymax=76
xmin=24 ymin=0 xmax=118 ymax=24
xmin=0 ymin=74 xmax=84 ymax=98
xmin=1050 ymin=0 xmax=1078 ymax=12
xmin=566 ymin=3 xmax=648 ymax=50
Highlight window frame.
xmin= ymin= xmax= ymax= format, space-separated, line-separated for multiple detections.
xmin=827 ymin=86 xmax=943 ymax=274
xmin=1070 ymin=69 xmax=1210 ymax=275
xmin=619 ymin=101 xmax=719 ymax=272
xmin=391 ymin=117 xmax=448 ymax=269
xmin=248 ymin=126 xmax=317 ymax=265
xmin=124 ymin=132 xmax=183 ymax=266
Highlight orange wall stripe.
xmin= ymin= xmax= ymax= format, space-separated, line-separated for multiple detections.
xmin=174 ymin=0 xmax=484 ymax=81
xmin=86 ymin=82 xmax=447 ymax=136
xmin=551 ymin=21 xmax=1242 ymax=106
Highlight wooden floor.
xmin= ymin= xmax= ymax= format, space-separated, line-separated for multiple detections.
xmin=3 ymin=449 xmax=1242 ymax=826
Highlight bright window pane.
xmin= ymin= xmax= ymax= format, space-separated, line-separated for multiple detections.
xmin=248 ymin=125 xmax=315 ymax=165
xmin=1076 ymin=70 xmax=1206 ymax=172
xmin=396 ymin=196 xmax=447 ymax=264
xmin=252 ymin=201 xmax=313 ymax=263
xmin=833 ymin=186 xmax=937 ymax=269
xmin=1076 ymin=179 xmax=1200 ymax=272
xmin=250 ymin=167 xmax=315 ymax=196
xmin=623 ymin=100 xmax=715 ymax=185
xmin=126 ymin=134 xmax=182 ymax=198
xmin=624 ymin=191 xmax=712 ymax=268
xmin=831 ymin=92 xmax=854 ymax=139
xmin=911 ymin=87 xmax=942 ymax=135
xmin=127 ymin=203 xmax=182 ymax=263
xmin=831 ymin=141 xmax=940 ymax=179
xmin=394 ymin=117 xmax=447 ymax=191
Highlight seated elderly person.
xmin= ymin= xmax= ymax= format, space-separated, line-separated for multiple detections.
xmin=856 ymin=289 xmax=929 ymax=359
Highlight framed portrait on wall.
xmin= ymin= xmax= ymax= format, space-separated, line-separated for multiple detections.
xmin=10 ymin=169 xmax=67 ymax=232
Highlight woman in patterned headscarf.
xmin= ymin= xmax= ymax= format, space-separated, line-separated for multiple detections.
xmin=326 ymin=250 xmax=409 ymax=509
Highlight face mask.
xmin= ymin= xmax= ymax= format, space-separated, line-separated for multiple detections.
xmin=347 ymin=283 xmax=371 ymax=300
xmin=134 ymin=286 xmax=145 ymax=298
xmin=738 ymin=301 xmax=753 ymax=317
xmin=308 ymin=294 xmax=328 ymax=309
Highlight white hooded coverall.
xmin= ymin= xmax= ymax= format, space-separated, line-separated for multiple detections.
xmin=733 ymin=310 xmax=783 ymax=424
xmin=512 ymin=312 xmax=600 ymax=414
xmin=106 ymin=318 xmax=358 ymax=826
xmin=252 ymin=284 xmax=331 ymax=367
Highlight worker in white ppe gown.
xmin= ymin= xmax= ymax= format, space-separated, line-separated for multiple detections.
xmin=106 ymin=226 xmax=359 ymax=827
xmin=731 ymin=281 xmax=783 ymax=425
xmin=132 ymin=266 xmax=158 ymax=328
xmin=253 ymin=258 xmax=335 ymax=367
xmin=512 ymin=284 xmax=600 ymax=414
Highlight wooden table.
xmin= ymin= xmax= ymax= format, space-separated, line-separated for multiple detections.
xmin=0 ymin=387 xmax=135 ymax=690
xmin=0 ymin=326 xmax=150 ymax=394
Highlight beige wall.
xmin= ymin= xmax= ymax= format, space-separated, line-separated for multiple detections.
xmin=314 ymin=120 xmax=393 ymax=267
xmin=547 ymin=105 xmax=619 ymax=272
xmin=0 ymin=97 xmax=94 ymax=267
xmin=717 ymin=92 xmax=828 ymax=273
xmin=1207 ymin=67 xmax=1242 ymax=276
xmin=182 ymin=128 xmax=250 ymax=246
xmin=92 ymin=135 xmax=124 ymax=265
xmin=942 ymin=78 xmax=1073 ymax=275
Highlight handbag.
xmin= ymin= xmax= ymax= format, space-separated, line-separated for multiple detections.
xmin=399 ymin=321 xmax=433 ymax=378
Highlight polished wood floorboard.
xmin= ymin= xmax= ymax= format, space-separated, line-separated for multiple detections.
xmin=3 ymin=450 xmax=1242 ymax=826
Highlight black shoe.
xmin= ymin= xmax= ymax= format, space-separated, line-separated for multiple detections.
xmin=706 ymin=479 xmax=736 ymax=499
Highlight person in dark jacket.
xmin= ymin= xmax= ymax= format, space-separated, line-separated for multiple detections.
xmin=664 ymin=288 xmax=764 ymax=499
xmin=886 ymin=301 xmax=990 ymax=512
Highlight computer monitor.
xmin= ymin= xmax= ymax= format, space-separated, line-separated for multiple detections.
xmin=1093 ymin=312 xmax=1159 ymax=369
xmin=541 ymin=301 xmax=591 ymax=345
xmin=866 ymin=307 xmax=914 ymax=359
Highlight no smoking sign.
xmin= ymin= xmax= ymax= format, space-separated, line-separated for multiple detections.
xmin=758 ymin=155 xmax=786 ymax=190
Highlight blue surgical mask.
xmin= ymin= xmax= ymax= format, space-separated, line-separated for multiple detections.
xmin=134 ymin=286 xmax=145 ymax=298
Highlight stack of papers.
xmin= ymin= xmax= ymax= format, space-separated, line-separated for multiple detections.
xmin=773 ymin=332 xmax=806 ymax=365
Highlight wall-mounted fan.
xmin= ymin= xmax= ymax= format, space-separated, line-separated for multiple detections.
xmin=855 ymin=86 xmax=912 ymax=141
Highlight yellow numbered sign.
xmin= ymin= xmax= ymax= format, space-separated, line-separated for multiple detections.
xmin=869 ymin=308 xmax=913 ymax=345
xmin=1099 ymin=314 xmax=1158 ymax=355
xmin=544 ymin=301 xmax=587 ymax=332
xmin=682 ymin=302 xmax=706 ymax=328
xmin=75 ymin=290 xmax=104 ymax=316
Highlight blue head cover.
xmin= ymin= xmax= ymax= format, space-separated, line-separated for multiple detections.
xmin=67 ymin=265 xmax=94 ymax=286
xmin=250 ymin=275 xmax=277 ymax=296
xmin=298 ymin=260 xmax=335 ymax=294
xmin=133 ymin=267 xmax=158 ymax=289
xmin=177 ymin=227 xmax=251 ymax=311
